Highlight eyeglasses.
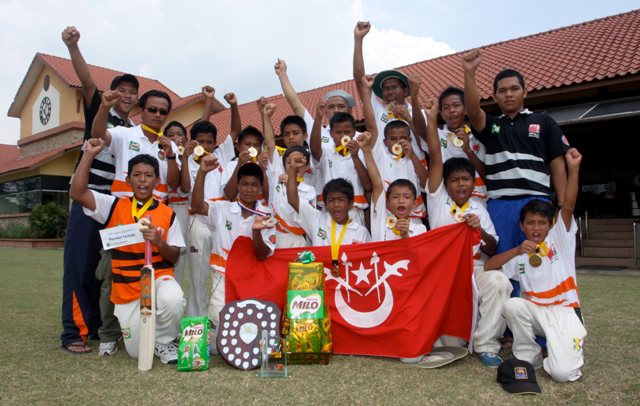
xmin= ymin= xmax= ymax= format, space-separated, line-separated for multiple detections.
xmin=382 ymin=85 xmax=403 ymax=92
xmin=145 ymin=107 xmax=169 ymax=116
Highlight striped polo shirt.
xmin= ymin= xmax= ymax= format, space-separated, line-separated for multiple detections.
xmin=71 ymin=90 xmax=133 ymax=194
xmin=473 ymin=109 xmax=568 ymax=199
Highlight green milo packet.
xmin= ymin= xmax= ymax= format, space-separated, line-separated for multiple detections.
xmin=177 ymin=316 xmax=211 ymax=371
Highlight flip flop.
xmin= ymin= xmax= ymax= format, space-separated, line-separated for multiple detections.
xmin=411 ymin=346 xmax=468 ymax=369
xmin=61 ymin=342 xmax=92 ymax=354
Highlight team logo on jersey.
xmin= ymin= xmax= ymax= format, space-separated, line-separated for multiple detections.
xmin=518 ymin=263 xmax=525 ymax=274
xmin=122 ymin=327 xmax=132 ymax=340
xmin=472 ymin=142 xmax=480 ymax=152
xmin=328 ymin=159 xmax=333 ymax=168
xmin=491 ymin=124 xmax=500 ymax=134
xmin=528 ymin=124 xmax=540 ymax=138
xmin=129 ymin=141 xmax=140 ymax=152
xmin=225 ymin=220 xmax=232 ymax=230
xmin=440 ymin=138 xmax=448 ymax=148
xmin=321 ymin=136 xmax=330 ymax=143
xmin=325 ymin=251 xmax=408 ymax=328
xmin=381 ymin=113 xmax=390 ymax=123
xmin=317 ymin=228 xmax=327 ymax=240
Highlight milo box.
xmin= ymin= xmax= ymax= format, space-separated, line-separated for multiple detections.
xmin=177 ymin=316 xmax=211 ymax=371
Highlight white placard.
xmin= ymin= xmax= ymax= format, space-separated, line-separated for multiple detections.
xmin=99 ymin=223 xmax=144 ymax=250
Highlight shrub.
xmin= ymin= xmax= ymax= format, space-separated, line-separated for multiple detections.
xmin=29 ymin=202 xmax=68 ymax=238
xmin=0 ymin=221 xmax=31 ymax=238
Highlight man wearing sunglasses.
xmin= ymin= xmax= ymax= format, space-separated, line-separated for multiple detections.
xmin=92 ymin=89 xmax=181 ymax=202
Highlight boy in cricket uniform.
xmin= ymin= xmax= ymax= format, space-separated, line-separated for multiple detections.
xmin=485 ymin=148 xmax=586 ymax=382
xmin=70 ymin=139 xmax=185 ymax=365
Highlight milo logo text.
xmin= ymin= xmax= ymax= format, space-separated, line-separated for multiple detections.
xmin=184 ymin=324 xmax=204 ymax=339
xmin=288 ymin=291 xmax=324 ymax=320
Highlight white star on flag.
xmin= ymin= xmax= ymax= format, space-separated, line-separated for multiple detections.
xmin=351 ymin=262 xmax=373 ymax=286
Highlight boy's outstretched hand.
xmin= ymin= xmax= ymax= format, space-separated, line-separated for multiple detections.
xmin=252 ymin=215 xmax=276 ymax=231
xmin=274 ymin=59 xmax=287 ymax=75
xmin=224 ymin=92 xmax=237 ymax=106
xmin=424 ymin=98 xmax=439 ymax=122
xmin=517 ymin=240 xmax=538 ymax=256
xmin=354 ymin=21 xmax=371 ymax=39
xmin=198 ymin=154 xmax=219 ymax=173
xmin=356 ymin=131 xmax=373 ymax=151
xmin=100 ymin=90 xmax=120 ymax=108
xmin=202 ymin=86 xmax=215 ymax=99
xmin=461 ymin=49 xmax=482 ymax=72
xmin=395 ymin=218 xmax=411 ymax=237
xmin=463 ymin=213 xmax=481 ymax=230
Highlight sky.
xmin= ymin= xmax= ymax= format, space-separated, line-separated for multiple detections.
xmin=0 ymin=0 xmax=637 ymax=144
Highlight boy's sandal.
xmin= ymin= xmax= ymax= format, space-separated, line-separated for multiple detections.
xmin=61 ymin=342 xmax=92 ymax=354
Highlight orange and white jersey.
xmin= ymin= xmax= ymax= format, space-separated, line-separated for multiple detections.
xmin=503 ymin=218 xmax=580 ymax=308
xmin=106 ymin=125 xmax=180 ymax=201
xmin=370 ymin=137 xmax=426 ymax=218
xmin=295 ymin=201 xmax=371 ymax=247
xmin=316 ymin=144 xmax=368 ymax=210
xmin=205 ymin=201 xmax=275 ymax=275
xmin=269 ymin=175 xmax=316 ymax=242
xmin=370 ymin=193 xmax=426 ymax=242
xmin=434 ymin=126 xmax=488 ymax=203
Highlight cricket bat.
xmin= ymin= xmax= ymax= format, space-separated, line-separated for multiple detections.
xmin=138 ymin=216 xmax=156 ymax=371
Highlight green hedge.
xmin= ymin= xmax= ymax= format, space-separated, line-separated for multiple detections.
xmin=28 ymin=202 xmax=68 ymax=238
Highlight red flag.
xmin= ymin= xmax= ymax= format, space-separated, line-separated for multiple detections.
xmin=226 ymin=223 xmax=479 ymax=358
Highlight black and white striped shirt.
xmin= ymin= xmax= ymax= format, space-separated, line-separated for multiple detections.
xmin=474 ymin=110 xmax=568 ymax=200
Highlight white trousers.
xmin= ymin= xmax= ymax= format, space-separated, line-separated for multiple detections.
xmin=169 ymin=203 xmax=189 ymax=287
xmin=473 ymin=268 xmax=513 ymax=354
xmin=502 ymin=298 xmax=586 ymax=382
xmin=113 ymin=276 xmax=184 ymax=358
xmin=207 ymin=272 xmax=226 ymax=340
xmin=187 ymin=215 xmax=213 ymax=317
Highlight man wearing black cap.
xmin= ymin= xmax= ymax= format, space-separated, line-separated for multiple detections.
xmin=60 ymin=26 xmax=139 ymax=355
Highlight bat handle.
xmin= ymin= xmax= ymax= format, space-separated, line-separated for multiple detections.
xmin=144 ymin=215 xmax=152 ymax=265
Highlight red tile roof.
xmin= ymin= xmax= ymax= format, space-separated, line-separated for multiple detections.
xmin=38 ymin=53 xmax=181 ymax=103
xmin=209 ymin=9 xmax=640 ymax=141
xmin=0 ymin=140 xmax=81 ymax=176
xmin=0 ymin=144 xmax=20 ymax=167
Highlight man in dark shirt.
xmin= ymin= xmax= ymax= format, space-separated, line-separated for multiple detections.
xmin=60 ymin=26 xmax=138 ymax=354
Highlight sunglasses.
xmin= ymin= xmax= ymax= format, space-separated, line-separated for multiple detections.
xmin=145 ymin=107 xmax=169 ymax=115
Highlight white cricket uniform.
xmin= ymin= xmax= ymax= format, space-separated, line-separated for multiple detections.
xmin=370 ymin=137 xmax=426 ymax=219
xmin=295 ymin=200 xmax=371 ymax=246
xmin=370 ymin=92 xmax=428 ymax=166
xmin=83 ymin=191 xmax=185 ymax=356
xmin=204 ymin=201 xmax=276 ymax=335
xmin=268 ymin=174 xmax=316 ymax=249
xmin=427 ymin=179 xmax=511 ymax=354
xmin=431 ymin=125 xmax=488 ymax=203
xmin=316 ymin=143 xmax=368 ymax=225
xmin=168 ymin=188 xmax=189 ymax=287
xmin=186 ymin=136 xmax=235 ymax=317
xmin=501 ymin=218 xmax=586 ymax=382
xmin=370 ymin=193 xmax=426 ymax=241
xmin=106 ymin=125 xmax=180 ymax=201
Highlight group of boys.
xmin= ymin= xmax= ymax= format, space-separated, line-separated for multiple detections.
xmin=60 ymin=22 xmax=586 ymax=383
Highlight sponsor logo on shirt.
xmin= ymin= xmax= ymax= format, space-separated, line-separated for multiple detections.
xmin=317 ymin=228 xmax=327 ymax=240
xmin=491 ymin=124 xmax=500 ymax=134
xmin=381 ymin=113 xmax=390 ymax=123
xmin=225 ymin=220 xmax=232 ymax=230
xmin=129 ymin=141 xmax=140 ymax=152
xmin=321 ymin=136 xmax=330 ymax=143
xmin=518 ymin=263 xmax=525 ymax=274
xmin=440 ymin=138 xmax=448 ymax=148
xmin=528 ymin=124 xmax=540 ymax=138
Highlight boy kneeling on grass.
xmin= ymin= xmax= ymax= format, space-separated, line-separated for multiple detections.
xmin=485 ymin=148 xmax=586 ymax=382
xmin=70 ymin=139 xmax=185 ymax=365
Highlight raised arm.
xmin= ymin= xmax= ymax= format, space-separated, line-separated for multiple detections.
xmin=274 ymin=59 xmax=305 ymax=117
xmin=179 ymin=140 xmax=198 ymax=194
xmin=224 ymin=92 xmax=241 ymax=143
xmin=550 ymin=154 xmax=568 ymax=209
xmin=458 ymin=128 xmax=486 ymax=179
xmin=91 ymin=90 xmax=119 ymax=145
xmin=260 ymin=101 xmax=277 ymax=163
xmin=191 ymin=155 xmax=219 ymax=215
xmin=353 ymin=21 xmax=371 ymax=99
xmin=560 ymin=148 xmax=581 ymax=230
xmin=69 ymin=138 xmax=104 ymax=211
xmin=200 ymin=86 xmax=227 ymax=122
xmin=357 ymin=132 xmax=382 ymax=203
xmin=61 ymin=26 xmax=95 ymax=106
xmin=425 ymin=99 xmax=442 ymax=193
xmin=462 ymin=50 xmax=486 ymax=133
xmin=310 ymin=101 xmax=326 ymax=162
xmin=285 ymin=160 xmax=302 ymax=213
xmin=223 ymin=151 xmax=250 ymax=200
xmin=360 ymin=74 xmax=379 ymax=145
xmin=408 ymin=75 xmax=427 ymax=144
xmin=348 ymin=140 xmax=372 ymax=193
xmin=404 ymin=139 xmax=428 ymax=189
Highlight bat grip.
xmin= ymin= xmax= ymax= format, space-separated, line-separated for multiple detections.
xmin=143 ymin=215 xmax=152 ymax=265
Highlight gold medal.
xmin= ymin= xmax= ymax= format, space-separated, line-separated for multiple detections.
xmin=391 ymin=143 xmax=403 ymax=155
xmin=177 ymin=145 xmax=185 ymax=156
xmin=248 ymin=147 xmax=258 ymax=158
xmin=331 ymin=260 xmax=340 ymax=277
xmin=454 ymin=210 xmax=465 ymax=222
xmin=340 ymin=136 xmax=351 ymax=146
xmin=529 ymin=254 xmax=542 ymax=267
xmin=262 ymin=217 xmax=277 ymax=228
xmin=453 ymin=136 xmax=464 ymax=147
xmin=137 ymin=217 xmax=151 ymax=230
xmin=194 ymin=145 xmax=205 ymax=156
xmin=385 ymin=215 xmax=397 ymax=229
xmin=157 ymin=149 xmax=166 ymax=160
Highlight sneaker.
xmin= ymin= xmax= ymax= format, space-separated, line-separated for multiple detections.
xmin=479 ymin=352 xmax=503 ymax=368
xmin=98 ymin=341 xmax=118 ymax=356
xmin=155 ymin=342 xmax=178 ymax=365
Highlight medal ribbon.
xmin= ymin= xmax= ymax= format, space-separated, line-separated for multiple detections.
xmin=141 ymin=124 xmax=163 ymax=137
xmin=330 ymin=218 xmax=350 ymax=264
xmin=275 ymin=145 xmax=286 ymax=156
xmin=536 ymin=242 xmax=549 ymax=257
xmin=335 ymin=145 xmax=350 ymax=157
xmin=450 ymin=201 xmax=470 ymax=219
xmin=237 ymin=201 xmax=269 ymax=217
xmin=131 ymin=197 xmax=153 ymax=222
xmin=296 ymin=177 xmax=305 ymax=183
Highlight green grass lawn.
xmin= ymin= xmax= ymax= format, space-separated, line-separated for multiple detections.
xmin=0 ymin=247 xmax=638 ymax=405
